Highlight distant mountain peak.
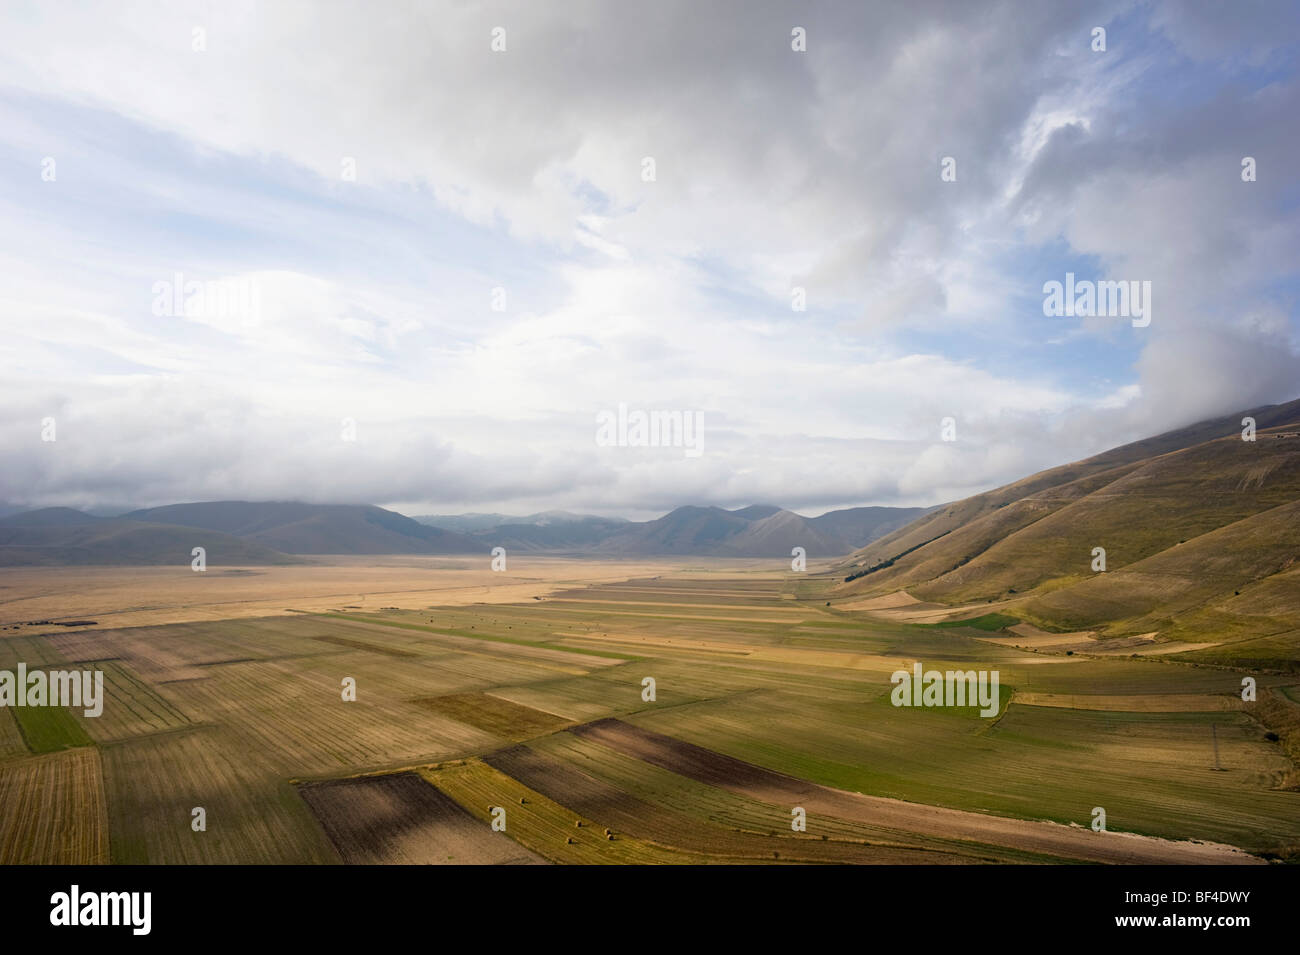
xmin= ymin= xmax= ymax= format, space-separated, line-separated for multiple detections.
xmin=730 ymin=504 xmax=785 ymax=520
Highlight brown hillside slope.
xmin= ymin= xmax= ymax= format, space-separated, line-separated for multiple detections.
xmin=835 ymin=399 xmax=1300 ymax=662
xmin=843 ymin=397 xmax=1300 ymax=577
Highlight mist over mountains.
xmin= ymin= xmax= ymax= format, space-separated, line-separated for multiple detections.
xmin=5 ymin=396 xmax=1298 ymax=575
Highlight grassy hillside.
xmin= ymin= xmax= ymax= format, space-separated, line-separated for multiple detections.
xmin=845 ymin=397 xmax=1300 ymax=576
xmin=835 ymin=399 xmax=1300 ymax=665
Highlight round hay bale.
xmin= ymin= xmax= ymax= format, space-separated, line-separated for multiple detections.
xmin=575 ymin=820 xmax=582 ymax=828
xmin=606 ymin=833 xmax=614 ymax=841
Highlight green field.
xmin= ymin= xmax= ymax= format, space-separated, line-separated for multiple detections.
xmin=10 ymin=703 xmax=93 ymax=754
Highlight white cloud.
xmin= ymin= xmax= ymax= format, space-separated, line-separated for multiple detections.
xmin=0 ymin=1 xmax=1296 ymax=514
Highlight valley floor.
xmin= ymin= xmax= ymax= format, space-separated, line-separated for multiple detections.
xmin=0 ymin=558 xmax=1296 ymax=864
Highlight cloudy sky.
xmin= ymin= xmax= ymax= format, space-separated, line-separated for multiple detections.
xmin=1 ymin=0 xmax=1297 ymax=519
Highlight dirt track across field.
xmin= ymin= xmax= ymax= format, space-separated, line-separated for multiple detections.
xmin=571 ymin=719 xmax=1264 ymax=865
xmin=484 ymin=744 xmax=988 ymax=864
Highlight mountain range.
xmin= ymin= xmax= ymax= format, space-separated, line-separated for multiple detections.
xmin=0 ymin=502 xmax=476 ymax=566
xmin=7 ymin=394 xmax=1297 ymax=598
xmin=0 ymin=500 xmax=927 ymax=565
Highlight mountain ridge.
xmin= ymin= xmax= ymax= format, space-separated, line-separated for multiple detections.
xmin=0 ymin=500 xmax=932 ymax=563
xmin=832 ymin=397 xmax=1300 ymax=666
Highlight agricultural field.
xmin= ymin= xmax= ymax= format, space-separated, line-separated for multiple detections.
xmin=299 ymin=772 xmax=544 ymax=865
xmin=0 ymin=558 xmax=1297 ymax=864
xmin=0 ymin=747 xmax=108 ymax=864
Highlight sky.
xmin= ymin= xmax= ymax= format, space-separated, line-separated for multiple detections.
xmin=0 ymin=0 xmax=1297 ymax=520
